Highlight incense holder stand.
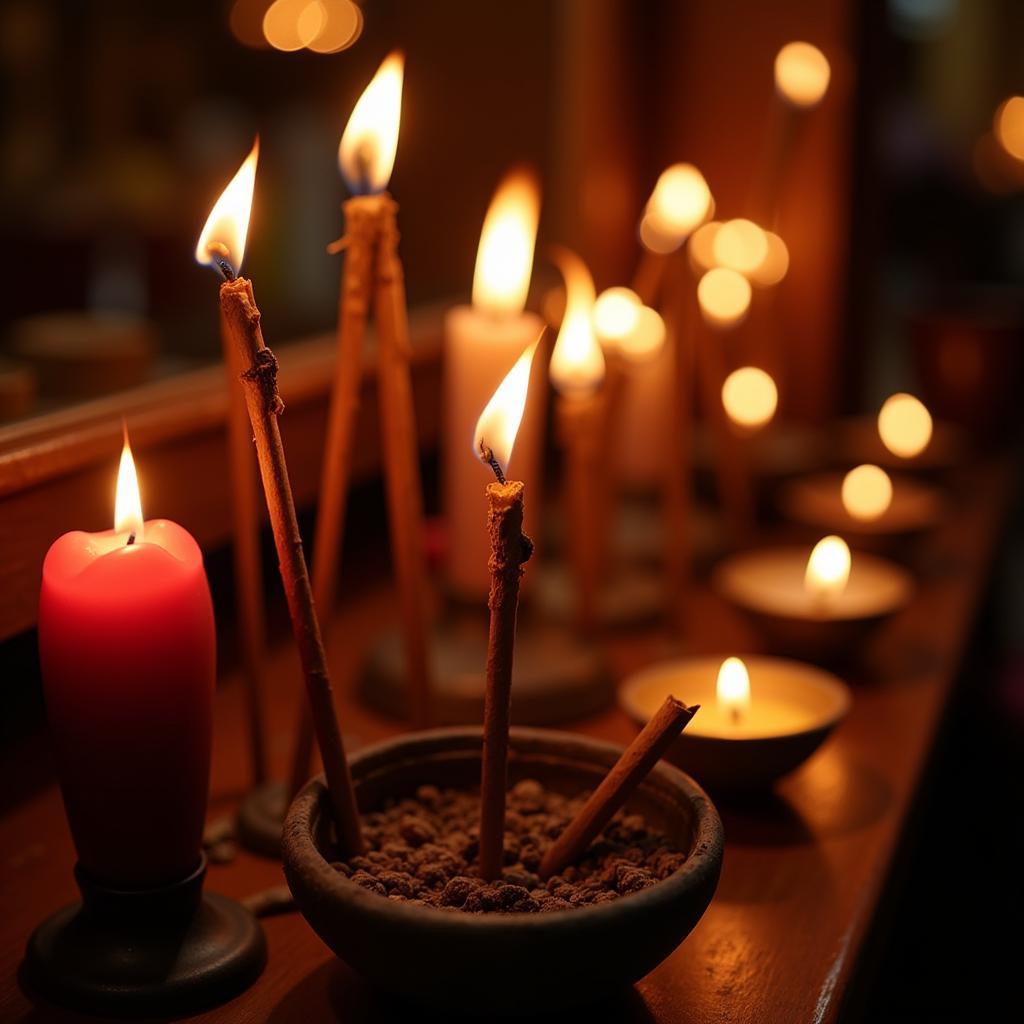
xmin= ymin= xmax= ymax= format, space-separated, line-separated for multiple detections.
xmin=360 ymin=608 xmax=614 ymax=725
xmin=619 ymin=656 xmax=851 ymax=791
xmin=282 ymin=727 xmax=723 ymax=1013
xmin=23 ymin=854 xmax=265 ymax=1017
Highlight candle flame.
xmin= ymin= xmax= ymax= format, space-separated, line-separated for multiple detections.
xmin=841 ymin=464 xmax=893 ymax=521
xmin=995 ymin=96 xmax=1024 ymax=161
xmin=115 ymin=427 xmax=144 ymax=542
xmin=877 ymin=393 xmax=933 ymax=459
xmin=473 ymin=336 xmax=541 ymax=476
xmin=716 ymin=657 xmax=751 ymax=722
xmin=775 ymin=42 xmax=831 ymax=108
xmin=548 ymin=247 xmax=605 ymax=394
xmin=338 ymin=51 xmax=404 ymax=195
xmin=805 ymin=536 xmax=851 ymax=600
xmin=688 ymin=220 xmax=722 ymax=274
xmin=472 ymin=167 xmax=540 ymax=316
xmin=195 ymin=138 xmax=259 ymax=278
xmin=697 ymin=267 xmax=752 ymax=329
xmin=643 ymin=163 xmax=712 ymax=246
xmin=722 ymin=366 xmax=778 ymax=430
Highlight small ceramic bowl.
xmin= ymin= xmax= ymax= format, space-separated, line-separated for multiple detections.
xmin=619 ymin=656 xmax=851 ymax=791
xmin=282 ymin=727 xmax=723 ymax=1012
xmin=712 ymin=546 xmax=914 ymax=662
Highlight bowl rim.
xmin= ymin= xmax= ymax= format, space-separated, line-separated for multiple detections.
xmin=283 ymin=725 xmax=725 ymax=933
xmin=617 ymin=654 xmax=852 ymax=743
xmin=710 ymin=545 xmax=915 ymax=622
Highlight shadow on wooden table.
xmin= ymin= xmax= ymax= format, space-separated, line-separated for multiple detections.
xmin=266 ymin=959 xmax=659 ymax=1023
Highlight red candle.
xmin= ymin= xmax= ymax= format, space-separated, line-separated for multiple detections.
xmin=38 ymin=433 xmax=215 ymax=887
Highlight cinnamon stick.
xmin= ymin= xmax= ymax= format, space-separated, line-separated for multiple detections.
xmin=478 ymin=478 xmax=533 ymax=880
xmin=539 ymin=696 xmax=698 ymax=880
xmin=287 ymin=194 xmax=384 ymax=799
xmin=372 ymin=195 xmax=434 ymax=728
xmin=220 ymin=276 xmax=364 ymax=857
xmin=219 ymin=309 xmax=269 ymax=786
xmin=556 ymin=391 xmax=606 ymax=633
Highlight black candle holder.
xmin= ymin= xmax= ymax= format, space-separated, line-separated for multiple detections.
xmin=22 ymin=853 xmax=266 ymax=1017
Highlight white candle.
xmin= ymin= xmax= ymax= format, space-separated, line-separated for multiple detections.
xmin=443 ymin=169 xmax=544 ymax=601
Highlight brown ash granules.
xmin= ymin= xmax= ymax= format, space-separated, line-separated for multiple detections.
xmin=330 ymin=779 xmax=687 ymax=914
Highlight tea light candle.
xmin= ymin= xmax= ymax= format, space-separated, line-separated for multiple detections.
xmin=779 ymin=466 xmax=944 ymax=539
xmin=712 ymin=537 xmax=914 ymax=660
xmin=619 ymin=654 xmax=850 ymax=789
xmin=38 ymin=433 xmax=215 ymax=886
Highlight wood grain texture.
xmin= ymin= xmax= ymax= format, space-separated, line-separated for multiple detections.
xmin=0 ymin=459 xmax=1011 ymax=1023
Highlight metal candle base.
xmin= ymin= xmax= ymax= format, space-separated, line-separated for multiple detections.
xmin=23 ymin=855 xmax=265 ymax=1018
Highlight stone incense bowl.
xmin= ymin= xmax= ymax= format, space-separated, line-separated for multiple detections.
xmin=282 ymin=727 xmax=723 ymax=1012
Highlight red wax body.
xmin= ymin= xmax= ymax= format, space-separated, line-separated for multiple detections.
xmin=39 ymin=519 xmax=215 ymax=887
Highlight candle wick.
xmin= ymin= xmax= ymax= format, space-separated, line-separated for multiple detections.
xmin=215 ymin=257 xmax=236 ymax=283
xmin=126 ymin=531 xmax=136 ymax=546
xmin=729 ymin=706 xmax=741 ymax=726
xmin=478 ymin=442 xmax=506 ymax=485
xmin=206 ymin=242 xmax=236 ymax=282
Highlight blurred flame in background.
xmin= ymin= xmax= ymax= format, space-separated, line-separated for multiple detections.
xmin=549 ymin=248 xmax=605 ymax=394
xmin=994 ymin=95 xmax=1024 ymax=161
xmin=841 ymin=464 xmax=893 ymax=522
xmin=640 ymin=163 xmax=712 ymax=253
xmin=697 ymin=267 xmax=752 ymax=328
xmin=721 ymin=367 xmax=778 ymax=430
xmin=231 ymin=0 xmax=364 ymax=55
xmin=774 ymin=41 xmax=831 ymax=108
xmin=804 ymin=536 xmax=851 ymax=600
xmin=713 ymin=219 xmax=769 ymax=275
xmin=877 ymin=393 xmax=933 ymax=459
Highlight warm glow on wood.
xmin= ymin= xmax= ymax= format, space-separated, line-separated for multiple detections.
xmin=841 ymin=464 xmax=893 ymax=522
xmin=775 ymin=42 xmax=831 ymax=108
xmin=338 ymin=51 xmax=404 ymax=194
xmin=472 ymin=168 xmax=540 ymax=316
xmin=804 ymin=536 xmax=851 ymax=601
xmin=878 ymin=393 xmax=933 ymax=459
xmin=716 ymin=657 xmax=751 ymax=723
xmin=722 ymin=367 xmax=778 ymax=430
xmin=194 ymin=139 xmax=259 ymax=277
xmin=473 ymin=337 xmax=540 ymax=475
xmin=697 ymin=267 xmax=752 ymax=328
xmin=549 ymin=248 xmax=605 ymax=394
xmin=115 ymin=428 xmax=144 ymax=541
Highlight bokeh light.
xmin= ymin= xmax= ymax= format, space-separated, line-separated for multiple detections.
xmin=747 ymin=231 xmax=790 ymax=287
xmin=713 ymin=219 xmax=769 ymax=276
xmin=774 ymin=42 xmax=831 ymax=108
xmin=877 ymin=393 xmax=933 ymax=459
xmin=644 ymin=163 xmax=712 ymax=244
xmin=688 ymin=220 xmax=721 ymax=274
xmin=994 ymin=96 xmax=1024 ymax=162
xmin=697 ymin=267 xmax=752 ymax=328
xmin=841 ymin=464 xmax=893 ymax=522
xmin=721 ymin=366 xmax=778 ymax=430
xmin=617 ymin=305 xmax=666 ymax=362
xmin=593 ymin=287 xmax=641 ymax=344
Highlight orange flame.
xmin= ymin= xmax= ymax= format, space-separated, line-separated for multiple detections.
xmin=115 ymin=426 xmax=144 ymax=541
xmin=548 ymin=248 xmax=605 ymax=395
xmin=722 ymin=367 xmax=778 ymax=430
xmin=877 ymin=393 xmax=933 ymax=459
xmin=805 ymin=536 xmax=851 ymax=600
xmin=775 ymin=42 xmax=831 ymax=108
xmin=338 ymin=51 xmax=404 ymax=194
xmin=473 ymin=168 xmax=541 ymax=316
xmin=644 ymin=164 xmax=712 ymax=245
xmin=195 ymin=139 xmax=259 ymax=278
xmin=716 ymin=657 xmax=751 ymax=722
xmin=841 ymin=464 xmax=893 ymax=521
xmin=473 ymin=337 xmax=541 ymax=475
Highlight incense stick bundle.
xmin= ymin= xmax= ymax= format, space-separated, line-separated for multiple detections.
xmin=220 ymin=277 xmax=364 ymax=857
xmin=539 ymin=696 xmax=698 ymax=880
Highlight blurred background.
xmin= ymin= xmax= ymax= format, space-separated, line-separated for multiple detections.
xmin=1 ymin=2 xmax=1023 ymax=1017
